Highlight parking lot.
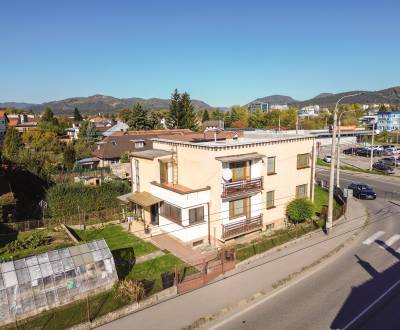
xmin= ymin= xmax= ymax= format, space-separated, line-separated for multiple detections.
xmin=318 ymin=143 xmax=400 ymax=176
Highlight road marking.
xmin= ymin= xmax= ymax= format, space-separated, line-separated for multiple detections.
xmin=342 ymin=277 xmax=400 ymax=330
xmin=362 ymin=231 xmax=385 ymax=245
xmin=379 ymin=234 xmax=400 ymax=249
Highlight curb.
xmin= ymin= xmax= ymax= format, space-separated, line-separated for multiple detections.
xmin=183 ymin=202 xmax=369 ymax=330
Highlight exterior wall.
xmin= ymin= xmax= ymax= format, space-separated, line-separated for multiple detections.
xmin=158 ymin=215 xmax=208 ymax=243
xmin=131 ymin=157 xmax=160 ymax=192
xmin=153 ymin=137 xmax=314 ymax=241
xmin=377 ymin=112 xmax=400 ymax=131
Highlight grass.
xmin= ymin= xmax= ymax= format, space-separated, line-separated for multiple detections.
xmin=0 ymin=228 xmax=73 ymax=261
xmin=313 ymin=185 xmax=339 ymax=214
xmin=71 ymin=224 xmax=158 ymax=257
xmin=8 ymin=253 xmax=192 ymax=330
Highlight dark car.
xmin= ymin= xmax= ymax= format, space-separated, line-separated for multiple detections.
xmin=372 ymin=162 xmax=395 ymax=175
xmin=356 ymin=148 xmax=382 ymax=157
xmin=380 ymin=157 xmax=400 ymax=167
xmin=383 ymin=145 xmax=395 ymax=150
xmin=348 ymin=183 xmax=377 ymax=200
xmin=343 ymin=147 xmax=360 ymax=155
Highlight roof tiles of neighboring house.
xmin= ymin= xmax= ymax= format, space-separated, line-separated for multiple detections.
xmin=92 ymin=129 xmax=194 ymax=160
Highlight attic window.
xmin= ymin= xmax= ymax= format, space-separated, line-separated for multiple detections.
xmin=135 ymin=141 xmax=144 ymax=149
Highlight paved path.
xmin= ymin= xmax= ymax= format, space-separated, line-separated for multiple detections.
xmin=135 ymin=250 xmax=165 ymax=264
xmin=208 ymin=169 xmax=400 ymax=329
xmin=97 ymin=190 xmax=367 ymax=329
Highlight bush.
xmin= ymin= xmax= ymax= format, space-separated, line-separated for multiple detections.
xmin=114 ymin=279 xmax=145 ymax=302
xmin=5 ymin=231 xmax=52 ymax=253
xmin=286 ymin=198 xmax=314 ymax=224
xmin=46 ymin=181 xmax=130 ymax=217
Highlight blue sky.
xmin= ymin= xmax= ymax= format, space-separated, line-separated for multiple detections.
xmin=1 ymin=0 xmax=399 ymax=106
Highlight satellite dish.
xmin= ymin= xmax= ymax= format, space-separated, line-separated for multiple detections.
xmin=222 ymin=168 xmax=233 ymax=181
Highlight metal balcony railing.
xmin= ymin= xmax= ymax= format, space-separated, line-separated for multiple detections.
xmin=221 ymin=177 xmax=263 ymax=197
xmin=221 ymin=214 xmax=263 ymax=240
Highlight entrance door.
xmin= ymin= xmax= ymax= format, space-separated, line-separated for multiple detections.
xmin=150 ymin=204 xmax=159 ymax=225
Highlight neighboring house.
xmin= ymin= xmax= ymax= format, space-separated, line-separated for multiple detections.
xmin=75 ymin=157 xmax=101 ymax=170
xmin=7 ymin=113 xmax=37 ymax=133
xmin=93 ymin=129 xmax=192 ymax=167
xmin=377 ymin=111 xmax=400 ymax=131
xmin=203 ymin=120 xmax=224 ymax=130
xmin=123 ymin=131 xmax=315 ymax=247
xmin=0 ymin=112 xmax=9 ymax=145
xmin=102 ymin=121 xmax=129 ymax=137
xmin=298 ymin=105 xmax=320 ymax=117
xmin=65 ymin=122 xmax=81 ymax=140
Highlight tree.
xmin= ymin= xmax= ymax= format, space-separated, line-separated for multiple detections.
xmin=202 ymin=109 xmax=210 ymax=122
xmin=148 ymin=111 xmax=165 ymax=129
xmin=286 ymin=198 xmax=314 ymax=224
xmin=127 ymin=103 xmax=149 ymax=130
xmin=226 ymin=106 xmax=249 ymax=128
xmin=120 ymin=151 xmax=130 ymax=163
xmin=118 ymin=108 xmax=130 ymax=123
xmin=248 ymin=110 xmax=265 ymax=128
xmin=167 ymin=89 xmax=182 ymax=129
xmin=378 ymin=104 xmax=388 ymax=113
xmin=85 ymin=121 xmax=97 ymax=144
xmin=63 ymin=144 xmax=76 ymax=170
xmin=73 ymin=139 xmax=93 ymax=160
xmin=180 ymin=92 xmax=199 ymax=130
xmin=211 ymin=108 xmax=225 ymax=121
xmin=40 ymin=107 xmax=58 ymax=125
xmin=73 ymin=108 xmax=83 ymax=122
xmin=2 ymin=127 xmax=23 ymax=163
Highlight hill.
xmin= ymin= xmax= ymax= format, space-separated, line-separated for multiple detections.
xmin=249 ymin=94 xmax=297 ymax=105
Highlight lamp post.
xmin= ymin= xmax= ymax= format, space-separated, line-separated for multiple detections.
xmin=326 ymin=93 xmax=361 ymax=234
xmin=369 ymin=119 xmax=376 ymax=171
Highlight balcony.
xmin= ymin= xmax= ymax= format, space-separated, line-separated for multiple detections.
xmin=222 ymin=215 xmax=263 ymax=240
xmin=221 ymin=177 xmax=263 ymax=198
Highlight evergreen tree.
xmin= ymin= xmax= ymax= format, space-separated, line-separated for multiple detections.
xmin=202 ymin=109 xmax=210 ymax=122
xmin=2 ymin=127 xmax=23 ymax=163
xmin=167 ymin=89 xmax=182 ymax=128
xmin=40 ymin=107 xmax=58 ymax=125
xmin=180 ymin=92 xmax=198 ymax=130
xmin=126 ymin=103 xmax=149 ymax=130
xmin=73 ymin=107 xmax=83 ymax=121
xmin=85 ymin=121 xmax=97 ymax=143
xmin=63 ymin=144 xmax=76 ymax=170
xmin=148 ymin=111 xmax=165 ymax=129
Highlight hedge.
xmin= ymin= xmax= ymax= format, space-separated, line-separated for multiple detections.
xmin=46 ymin=181 xmax=130 ymax=217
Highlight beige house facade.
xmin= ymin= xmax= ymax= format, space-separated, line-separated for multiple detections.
xmin=128 ymin=133 xmax=316 ymax=246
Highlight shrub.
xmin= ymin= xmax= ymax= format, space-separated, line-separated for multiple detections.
xmin=46 ymin=181 xmax=130 ymax=217
xmin=286 ymin=198 xmax=314 ymax=224
xmin=114 ymin=279 xmax=145 ymax=302
xmin=5 ymin=231 xmax=52 ymax=253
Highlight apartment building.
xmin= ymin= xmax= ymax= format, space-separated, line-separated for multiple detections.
xmin=377 ymin=111 xmax=400 ymax=131
xmin=125 ymin=131 xmax=315 ymax=246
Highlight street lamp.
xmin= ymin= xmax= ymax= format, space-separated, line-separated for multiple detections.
xmin=369 ymin=119 xmax=376 ymax=171
xmin=326 ymin=93 xmax=362 ymax=234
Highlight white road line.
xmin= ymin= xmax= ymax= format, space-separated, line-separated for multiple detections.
xmin=379 ymin=234 xmax=400 ymax=249
xmin=342 ymin=277 xmax=400 ymax=330
xmin=362 ymin=231 xmax=385 ymax=245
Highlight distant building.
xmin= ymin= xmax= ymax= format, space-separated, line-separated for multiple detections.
xmin=7 ymin=113 xmax=37 ymax=133
xmin=270 ymin=104 xmax=289 ymax=110
xmin=203 ymin=120 xmax=224 ymax=130
xmin=377 ymin=112 xmax=400 ymax=131
xmin=248 ymin=102 xmax=269 ymax=113
xmin=298 ymin=105 xmax=320 ymax=117
xmin=0 ymin=112 xmax=9 ymax=145
xmin=102 ymin=121 xmax=129 ymax=137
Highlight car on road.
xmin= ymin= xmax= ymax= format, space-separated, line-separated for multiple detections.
xmin=372 ymin=161 xmax=395 ymax=175
xmin=323 ymin=155 xmax=332 ymax=163
xmin=347 ymin=183 xmax=377 ymax=200
xmin=380 ymin=157 xmax=400 ymax=167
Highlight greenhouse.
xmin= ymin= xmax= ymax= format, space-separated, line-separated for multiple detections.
xmin=0 ymin=239 xmax=118 ymax=325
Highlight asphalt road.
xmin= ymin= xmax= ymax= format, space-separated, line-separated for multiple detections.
xmin=210 ymin=169 xmax=400 ymax=330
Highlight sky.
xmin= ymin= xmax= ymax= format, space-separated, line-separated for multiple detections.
xmin=1 ymin=0 xmax=400 ymax=106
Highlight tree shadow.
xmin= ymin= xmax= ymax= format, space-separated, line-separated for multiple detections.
xmin=112 ymin=247 xmax=136 ymax=279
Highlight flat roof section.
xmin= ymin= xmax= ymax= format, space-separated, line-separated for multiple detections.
xmin=130 ymin=149 xmax=173 ymax=160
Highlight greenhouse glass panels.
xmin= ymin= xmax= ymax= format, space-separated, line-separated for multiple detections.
xmin=0 ymin=239 xmax=118 ymax=326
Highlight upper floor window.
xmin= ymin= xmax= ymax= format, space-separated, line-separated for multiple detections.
xmin=297 ymin=153 xmax=310 ymax=169
xmin=229 ymin=160 xmax=250 ymax=182
xmin=296 ymin=184 xmax=308 ymax=198
xmin=229 ymin=197 xmax=249 ymax=220
xmin=267 ymin=157 xmax=276 ymax=175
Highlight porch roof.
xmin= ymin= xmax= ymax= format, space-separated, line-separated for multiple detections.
xmin=215 ymin=152 xmax=264 ymax=163
xmin=117 ymin=191 xmax=162 ymax=207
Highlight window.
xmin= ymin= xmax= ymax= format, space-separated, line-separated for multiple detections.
xmin=297 ymin=153 xmax=310 ymax=169
xmin=229 ymin=197 xmax=249 ymax=219
xmin=160 ymin=161 xmax=169 ymax=184
xmin=134 ymin=141 xmax=144 ymax=148
xmin=296 ymin=184 xmax=308 ymax=198
xmin=229 ymin=161 xmax=250 ymax=181
xmin=160 ymin=202 xmax=181 ymax=224
xmin=267 ymin=157 xmax=276 ymax=175
xmin=266 ymin=191 xmax=275 ymax=209
xmin=189 ymin=206 xmax=204 ymax=225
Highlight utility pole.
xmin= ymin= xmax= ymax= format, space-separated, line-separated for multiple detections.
xmin=327 ymin=93 xmax=361 ymax=234
xmin=296 ymin=112 xmax=299 ymax=134
xmin=278 ymin=115 xmax=281 ymax=131
xmin=336 ymin=119 xmax=342 ymax=187
xmin=369 ymin=120 xmax=375 ymax=171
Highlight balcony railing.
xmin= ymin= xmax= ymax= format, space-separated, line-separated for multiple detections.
xmin=221 ymin=177 xmax=263 ymax=197
xmin=222 ymin=214 xmax=263 ymax=240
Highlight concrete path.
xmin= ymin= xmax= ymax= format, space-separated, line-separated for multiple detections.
xmin=97 ymin=197 xmax=368 ymax=330
xmin=135 ymin=250 xmax=165 ymax=264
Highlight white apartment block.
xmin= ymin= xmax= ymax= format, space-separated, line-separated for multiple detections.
xmin=123 ymin=132 xmax=316 ymax=246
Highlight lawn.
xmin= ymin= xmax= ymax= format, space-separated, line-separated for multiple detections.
xmin=0 ymin=228 xmax=73 ymax=262
xmin=71 ymin=224 xmax=158 ymax=257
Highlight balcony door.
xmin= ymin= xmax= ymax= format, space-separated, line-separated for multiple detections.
xmin=229 ymin=161 xmax=251 ymax=182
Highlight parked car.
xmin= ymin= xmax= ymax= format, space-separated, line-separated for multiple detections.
xmin=323 ymin=155 xmax=332 ymax=163
xmin=372 ymin=162 xmax=395 ymax=174
xmin=380 ymin=157 xmax=400 ymax=167
xmin=383 ymin=149 xmax=395 ymax=156
xmin=383 ymin=145 xmax=395 ymax=150
xmin=347 ymin=183 xmax=377 ymax=200
xmin=343 ymin=147 xmax=360 ymax=155
xmin=356 ymin=148 xmax=382 ymax=157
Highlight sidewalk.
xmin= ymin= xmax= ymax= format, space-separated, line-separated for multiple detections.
xmin=97 ymin=197 xmax=368 ymax=330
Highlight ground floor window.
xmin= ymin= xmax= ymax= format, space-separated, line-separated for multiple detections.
xmin=160 ymin=202 xmax=181 ymax=224
xmin=296 ymin=184 xmax=308 ymax=198
xmin=189 ymin=206 xmax=205 ymax=225
xmin=229 ymin=197 xmax=250 ymax=220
